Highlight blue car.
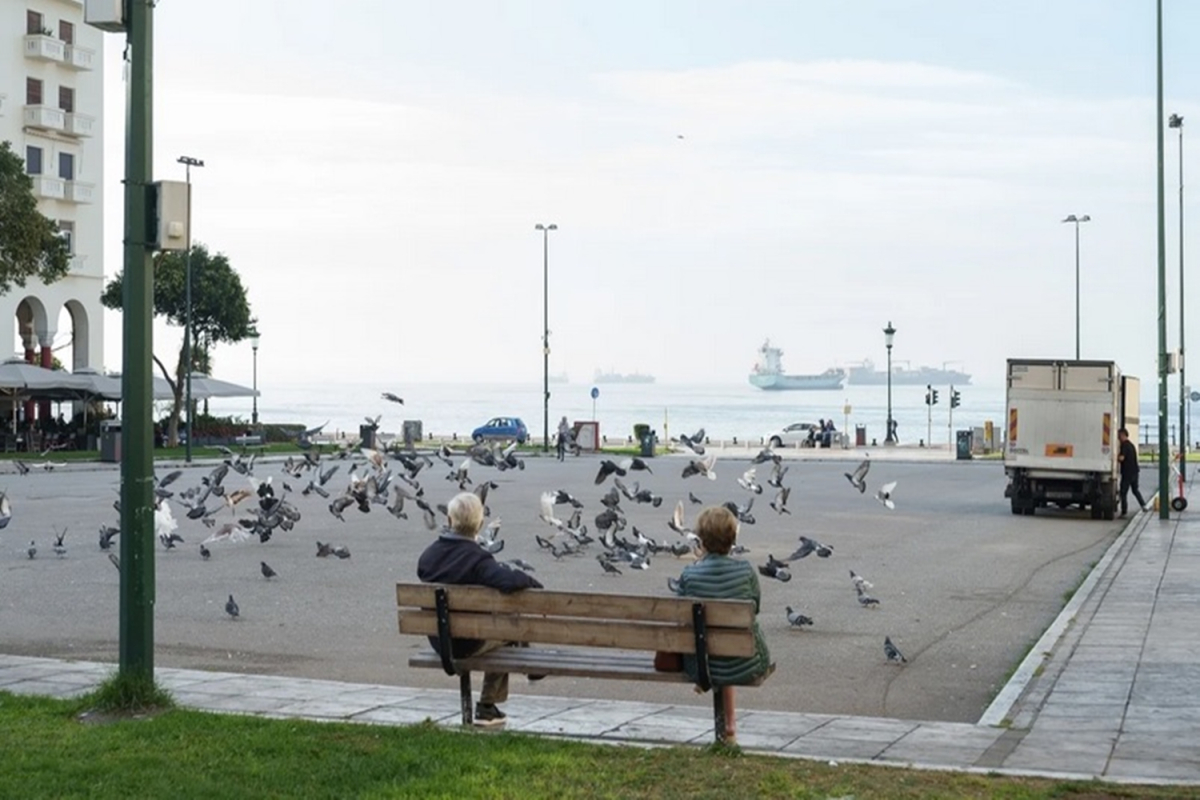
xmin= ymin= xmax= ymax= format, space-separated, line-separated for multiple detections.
xmin=472 ymin=416 xmax=529 ymax=444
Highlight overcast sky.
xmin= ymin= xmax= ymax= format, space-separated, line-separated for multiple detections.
xmin=96 ymin=0 xmax=1200 ymax=389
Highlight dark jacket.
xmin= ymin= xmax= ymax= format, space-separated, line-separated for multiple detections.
xmin=1118 ymin=439 xmax=1139 ymax=480
xmin=673 ymin=554 xmax=771 ymax=686
xmin=417 ymin=531 xmax=542 ymax=658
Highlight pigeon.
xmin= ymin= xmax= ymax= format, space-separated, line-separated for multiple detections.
xmin=681 ymin=454 xmax=717 ymax=480
xmin=667 ymin=500 xmax=693 ymax=536
xmin=158 ymin=532 xmax=185 ymax=550
xmin=845 ymin=458 xmax=870 ymax=493
xmin=678 ymin=428 xmax=706 ymax=455
xmin=0 ymin=491 xmax=12 ymax=529
xmin=857 ymin=585 xmax=881 ymax=608
xmin=722 ymin=498 xmax=755 ymax=525
xmin=594 ymin=460 xmax=627 ymax=485
xmin=875 ymin=481 xmax=897 ymax=510
xmin=618 ymin=457 xmax=653 ymax=474
xmin=202 ymin=523 xmax=251 ymax=547
xmin=785 ymin=607 xmax=814 ymax=628
xmin=769 ymin=486 xmax=791 ymax=515
xmin=381 ymin=392 xmax=404 ymax=404
xmin=260 ymin=561 xmax=277 ymax=579
xmin=331 ymin=545 xmax=351 ymax=559
xmin=751 ymin=447 xmax=780 ymax=465
xmin=13 ymin=460 xmax=30 ymax=476
xmin=597 ymin=555 xmax=622 ymax=576
xmin=849 ymin=570 xmax=873 ymax=592
xmin=225 ymin=594 xmax=240 ymax=619
xmin=297 ymin=421 xmax=329 ymax=449
xmin=767 ymin=462 xmax=789 ymax=489
xmin=505 ymin=558 xmax=536 ymax=573
xmin=688 ymin=492 xmax=703 ymax=505
xmin=788 ymin=535 xmax=833 ymax=560
xmin=108 ymin=553 xmax=120 ymax=572
xmin=667 ymin=576 xmax=681 ymax=593
xmin=52 ymin=528 xmax=67 ymax=558
xmin=316 ymin=540 xmax=335 ymax=558
xmin=26 ymin=540 xmax=37 ymax=559
xmin=199 ymin=544 xmax=211 ymax=560
xmin=884 ymin=636 xmax=907 ymax=663
xmin=757 ymin=555 xmax=791 ymax=582
xmin=737 ymin=467 xmax=764 ymax=495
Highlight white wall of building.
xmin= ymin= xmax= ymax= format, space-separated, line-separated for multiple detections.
xmin=0 ymin=0 xmax=104 ymax=370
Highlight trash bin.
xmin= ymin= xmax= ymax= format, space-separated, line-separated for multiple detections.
xmin=855 ymin=425 xmax=867 ymax=447
xmin=100 ymin=420 xmax=121 ymax=463
xmin=359 ymin=424 xmax=377 ymax=450
xmin=956 ymin=429 xmax=973 ymax=460
xmin=640 ymin=430 xmax=656 ymax=458
xmin=402 ymin=420 xmax=422 ymax=449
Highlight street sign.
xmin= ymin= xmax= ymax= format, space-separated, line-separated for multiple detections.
xmin=1191 ymin=391 xmax=1200 ymax=403
xmin=591 ymin=387 xmax=599 ymax=400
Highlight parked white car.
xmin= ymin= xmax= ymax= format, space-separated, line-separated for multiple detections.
xmin=765 ymin=422 xmax=843 ymax=449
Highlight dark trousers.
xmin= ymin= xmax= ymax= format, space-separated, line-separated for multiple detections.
xmin=1119 ymin=472 xmax=1146 ymax=515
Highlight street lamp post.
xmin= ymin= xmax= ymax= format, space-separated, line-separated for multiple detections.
xmin=177 ymin=155 xmax=204 ymax=463
xmin=884 ymin=321 xmax=897 ymax=445
xmin=250 ymin=329 xmax=260 ymax=427
xmin=1062 ymin=214 xmax=1091 ymax=360
xmin=1170 ymin=113 xmax=1186 ymax=479
xmin=535 ymin=223 xmax=557 ymax=453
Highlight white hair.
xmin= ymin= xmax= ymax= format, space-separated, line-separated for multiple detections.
xmin=447 ymin=492 xmax=483 ymax=537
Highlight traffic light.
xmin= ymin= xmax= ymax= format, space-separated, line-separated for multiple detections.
xmin=925 ymin=386 xmax=932 ymax=406
xmin=932 ymin=388 xmax=939 ymax=406
xmin=951 ymin=388 xmax=961 ymax=409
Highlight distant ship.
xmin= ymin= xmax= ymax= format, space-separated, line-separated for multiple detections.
xmin=749 ymin=340 xmax=845 ymax=391
xmin=548 ymin=372 xmax=569 ymax=384
xmin=846 ymin=358 xmax=972 ymax=386
xmin=594 ymin=369 xmax=655 ymax=384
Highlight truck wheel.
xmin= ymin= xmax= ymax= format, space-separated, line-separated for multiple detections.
xmin=1171 ymin=496 xmax=1188 ymax=512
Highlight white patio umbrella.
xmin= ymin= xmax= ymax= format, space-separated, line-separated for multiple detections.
xmin=0 ymin=358 xmax=92 ymax=433
xmin=186 ymin=372 xmax=259 ymax=400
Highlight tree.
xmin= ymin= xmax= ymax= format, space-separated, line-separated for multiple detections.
xmin=101 ymin=244 xmax=255 ymax=445
xmin=0 ymin=140 xmax=70 ymax=294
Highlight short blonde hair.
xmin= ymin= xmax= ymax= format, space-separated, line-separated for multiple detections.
xmin=447 ymin=492 xmax=483 ymax=537
xmin=695 ymin=507 xmax=738 ymax=555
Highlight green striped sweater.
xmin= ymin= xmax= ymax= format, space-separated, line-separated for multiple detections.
xmin=674 ymin=554 xmax=772 ymax=686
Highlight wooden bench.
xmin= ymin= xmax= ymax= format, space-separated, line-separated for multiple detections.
xmin=396 ymin=583 xmax=773 ymax=744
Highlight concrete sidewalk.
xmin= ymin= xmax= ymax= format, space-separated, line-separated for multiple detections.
xmin=2 ymin=489 xmax=1197 ymax=786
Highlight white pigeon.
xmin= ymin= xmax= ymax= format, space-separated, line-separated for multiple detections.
xmin=201 ymin=522 xmax=252 ymax=547
xmin=538 ymin=492 xmax=565 ymax=529
xmin=875 ymin=481 xmax=897 ymax=510
xmin=849 ymin=570 xmax=873 ymax=592
xmin=737 ymin=467 xmax=763 ymax=495
xmin=153 ymin=502 xmax=178 ymax=541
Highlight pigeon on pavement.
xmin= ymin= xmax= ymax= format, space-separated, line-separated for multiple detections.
xmin=884 ymin=636 xmax=907 ymax=663
xmin=785 ymin=606 xmax=814 ymax=627
xmin=225 ymin=594 xmax=240 ymax=619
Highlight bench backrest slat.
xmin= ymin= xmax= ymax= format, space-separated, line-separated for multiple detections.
xmin=395 ymin=583 xmax=755 ymax=628
xmin=398 ymin=610 xmax=756 ymax=657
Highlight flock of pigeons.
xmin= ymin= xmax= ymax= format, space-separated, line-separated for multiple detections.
xmin=3 ymin=413 xmax=909 ymax=665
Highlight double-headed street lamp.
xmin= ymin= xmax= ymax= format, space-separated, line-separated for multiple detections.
xmin=535 ymin=223 xmax=557 ymax=453
xmin=250 ymin=329 xmax=261 ymax=426
xmin=1170 ymin=113 xmax=1186 ymax=479
xmin=1062 ymin=214 xmax=1091 ymax=360
xmin=884 ymin=321 xmax=897 ymax=444
xmin=177 ymin=155 xmax=204 ymax=463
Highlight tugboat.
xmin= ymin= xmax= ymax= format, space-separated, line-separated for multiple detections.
xmin=749 ymin=340 xmax=845 ymax=391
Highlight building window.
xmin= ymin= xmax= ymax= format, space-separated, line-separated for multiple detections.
xmin=59 ymin=20 xmax=74 ymax=44
xmin=59 ymin=86 xmax=74 ymax=113
xmin=57 ymin=221 xmax=75 ymax=254
xmin=26 ymin=146 xmax=43 ymax=175
xmin=59 ymin=152 xmax=75 ymax=181
xmin=27 ymin=10 xmax=44 ymax=35
xmin=26 ymin=77 xmax=43 ymax=106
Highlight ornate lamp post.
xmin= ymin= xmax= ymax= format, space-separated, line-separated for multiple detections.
xmin=178 ymin=154 xmax=204 ymax=463
xmin=1062 ymin=214 xmax=1091 ymax=360
xmin=535 ymin=222 xmax=557 ymax=452
xmin=1169 ymin=113 xmax=1186 ymax=478
xmin=884 ymin=321 xmax=897 ymax=445
xmin=250 ymin=329 xmax=260 ymax=426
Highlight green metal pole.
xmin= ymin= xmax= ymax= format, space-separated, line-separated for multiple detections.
xmin=1156 ymin=0 xmax=1170 ymax=519
xmin=119 ymin=0 xmax=156 ymax=679
xmin=1178 ymin=120 xmax=1186 ymax=481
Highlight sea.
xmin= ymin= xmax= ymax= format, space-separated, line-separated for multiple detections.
xmin=199 ymin=381 xmax=1191 ymax=447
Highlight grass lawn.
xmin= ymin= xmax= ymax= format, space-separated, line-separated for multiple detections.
xmin=0 ymin=692 xmax=1193 ymax=800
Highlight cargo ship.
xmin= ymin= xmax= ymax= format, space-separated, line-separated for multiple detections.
xmin=594 ymin=369 xmax=656 ymax=384
xmin=749 ymin=340 xmax=845 ymax=391
xmin=846 ymin=358 xmax=971 ymax=386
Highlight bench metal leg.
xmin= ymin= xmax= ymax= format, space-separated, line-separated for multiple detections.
xmin=459 ymin=672 xmax=473 ymax=725
xmin=713 ymin=686 xmax=736 ymax=745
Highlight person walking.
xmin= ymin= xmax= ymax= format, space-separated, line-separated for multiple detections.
xmin=556 ymin=416 xmax=571 ymax=461
xmin=1117 ymin=427 xmax=1147 ymax=517
xmin=417 ymin=492 xmax=543 ymax=726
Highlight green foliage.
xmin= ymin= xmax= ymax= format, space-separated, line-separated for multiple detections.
xmin=80 ymin=671 xmax=174 ymax=714
xmin=1 ymin=691 xmax=1195 ymax=799
xmin=0 ymin=140 xmax=71 ymax=294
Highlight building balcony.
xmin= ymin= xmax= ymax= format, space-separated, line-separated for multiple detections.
xmin=64 ymin=112 xmax=95 ymax=138
xmin=31 ymin=175 xmax=66 ymax=201
xmin=65 ymin=45 xmax=96 ymax=71
xmin=24 ymin=34 xmax=66 ymax=63
xmin=65 ymin=181 xmax=95 ymax=204
xmin=24 ymin=105 xmax=66 ymax=132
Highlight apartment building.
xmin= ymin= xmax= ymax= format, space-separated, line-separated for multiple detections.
xmin=0 ymin=0 xmax=104 ymax=382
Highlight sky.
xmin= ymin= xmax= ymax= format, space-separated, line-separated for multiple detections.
xmin=96 ymin=0 xmax=1200 ymax=390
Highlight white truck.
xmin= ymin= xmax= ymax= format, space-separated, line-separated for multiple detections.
xmin=1004 ymin=359 xmax=1139 ymax=520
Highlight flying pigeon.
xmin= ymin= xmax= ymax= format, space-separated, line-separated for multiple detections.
xmin=688 ymin=492 xmax=703 ymax=505
xmin=52 ymin=527 xmax=67 ymax=558
xmin=767 ymin=462 xmax=789 ymax=489
xmin=875 ymin=481 xmax=897 ymax=510
xmin=98 ymin=525 xmax=118 ymax=550
xmin=618 ymin=457 xmax=653 ymax=474
xmin=381 ymin=392 xmax=404 ymax=404
xmin=678 ymin=428 xmax=706 ymax=455
xmin=738 ymin=467 xmax=764 ymax=495
xmin=225 ymin=594 xmax=240 ymax=619
xmin=505 ymin=558 xmax=536 ymax=573
xmin=758 ymin=554 xmax=792 ymax=582
xmin=597 ymin=554 xmax=622 ymax=576
xmin=260 ymin=561 xmax=277 ymax=579
xmin=845 ymin=458 xmax=870 ymax=493
xmin=788 ymin=535 xmax=833 ymax=560
xmin=751 ymin=447 xmax=780 ymax=465
xmin=785 ymin=607 xmax=814 ymax=628
xmin=769 ymin=486 xmax=791 ymax=515
xmin=594 ymin=459 xmax=627 ymax=485
xmin=681 ymin=454 xmax=717 ymax=480
xmin=884 ymin=636 xmax=907 ymax=663
xmin=0 ymin=492 xmax=12 ymax=529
